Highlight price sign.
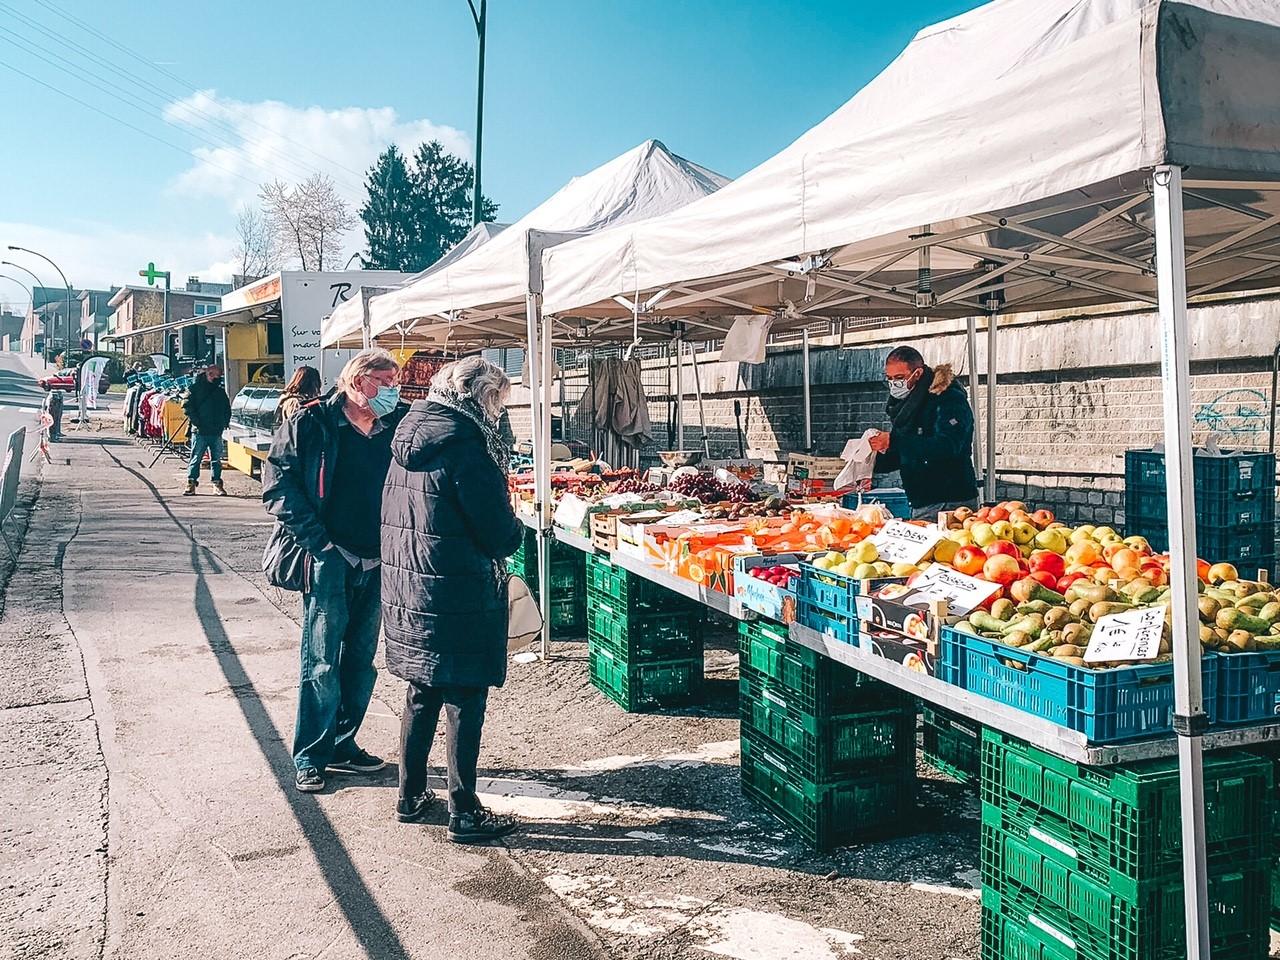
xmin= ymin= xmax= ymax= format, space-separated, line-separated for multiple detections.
xmin=870 ymin=519 xmax=945 ymax=566
xmin=553 ymin=492 xmax=590 ymax=532
xmin=900 ymin=564 xmax=1000 ymax=615
xmin=1084 ymin=605 xmax=1167 ymax=664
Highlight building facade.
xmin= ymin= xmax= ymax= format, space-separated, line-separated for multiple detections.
xmin=107 ymin=278 xmax=232 ymax=357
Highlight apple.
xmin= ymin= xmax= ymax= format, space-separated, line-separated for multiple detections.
xmin=1030 ymin=570 xmax=1059 ymax=591
xmin=1123 ymin=535 xmax=1152 ymax=555
xmin=1034 ymin=528 xmax=1069 ymax=555
xmin=1091 ymin=565 xmax=1119 ymax=583
xmin=1208 ymin=563 xmax=1240 ymax=585
xmin=852 ymin=562 xmax=878 ymax=580
xmin=1018 ymin=542 xmax=1035 ymax=559
xmin=891 ymin=562 xmax=919 ymax=577
xmin=1031 ymin=509 xmax=1055 ymax=528
xmin=1069 ymin=525 xmax=1097 ymax=544
xmin=984 ymin=540 xmax=1021 ymax=559
xmin=932 ymin=539 xmax=960 ymax=564
xmin=848 ymin=540 xmax=879 ymax=564
xmin=1057 ymin=572 xmax=1087 ymax=592
xmin=1094 ymin=526 xmax=1120 ymax=542
xmin=991 ymin=520 xmax=1015 ymax=541
xmin=953 ymin=546 xmax=987 ymax=577
xmin=837 ymin=560 xmax=859 ymax=576
xmin=952 ymin=506 xmax=973 ymax=522
xmin=983 ymin=553 xmax=1022 ymax=587
xmin=1029 ymin=551 xmax=1066 ymax=579
xmin=871 ymin=561 xmax=893 ymax=578
xmin=1004 ymin=501 xmax=1027 ymax=512
xmin=971 ymin=522 xmax=997 ymax=547
xmin=947 ymin=529 xmax=975 ymax=547
xmin=1065 ymin=540 xmax=1101 ymax=567
xmin=1011 ymin=521 xmax=1038 ymax=545
xmin=988 ymin=506 xmax=1010 ymax=522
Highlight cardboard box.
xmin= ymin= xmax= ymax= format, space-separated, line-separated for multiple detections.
xmin=857 ymin=625 xmax=941 ymax=675
xmin=616 ymin=512 xmax=675 ymax=559
xmin=733 ymin=553 xmax=807 ymax=623
xmin=786 ymin=453 xmax=848 ymax=497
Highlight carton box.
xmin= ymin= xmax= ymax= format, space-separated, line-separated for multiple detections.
xmin=786 ymin=453 xmax=848 ymax=497
xmin=733 ymin=553 xmax=808 ymax=623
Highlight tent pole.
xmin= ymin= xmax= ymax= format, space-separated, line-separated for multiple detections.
xmin=983 ymin=311 xmax=997 ymax=502
xmin=524 ymin=291 xmax=550 ymax=661
xmin=539 ymin=302 xmax=553 ymax=660
xmin=689 ymin=339 xmax=711 ymax=459
xmin=674 ymin=330 xmax=684 ymax=450
xmin=802 ymin=327 xmax=813 ymax=451
xmin=360 ymin=291 xmax=372 ymax=350
xmin=1153 ymin=163 xmax=1210 ymax=960
xmin=967 ymin=315 xmax=982 ymax=479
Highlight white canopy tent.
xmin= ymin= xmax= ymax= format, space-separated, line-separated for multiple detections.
xmin=508 ymin=2 xmax=1279 ymax=953
xmin=321 ymin=139 xmax=728 ymax=350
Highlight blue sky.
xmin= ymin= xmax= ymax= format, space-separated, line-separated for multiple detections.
xmin=0 ymin=0 xmax=980 ymax=305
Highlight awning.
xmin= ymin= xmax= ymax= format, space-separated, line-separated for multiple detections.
xmin=104 ymin=300 xmax=277 ymax=344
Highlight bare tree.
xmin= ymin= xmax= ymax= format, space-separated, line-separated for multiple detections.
xmin=259 ymin=174 xmax=356 ymax=272
xmin=232 ymin=207 xmax=281 ymax=286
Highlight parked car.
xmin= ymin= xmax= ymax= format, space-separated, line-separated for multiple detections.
xmin=37 ymin=372 xmax=77 ymax=393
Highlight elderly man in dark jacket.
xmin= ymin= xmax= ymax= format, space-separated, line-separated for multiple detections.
xmin=382 ymin=356 xmax=522 ymax=844
xmin=183 ymin=364 xmax=233 ymax=496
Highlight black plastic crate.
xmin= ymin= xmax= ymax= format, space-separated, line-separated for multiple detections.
xmin=739 ymin=669 xmax=915 ymax=782
xmin=1125 ymin=449 xmax=1276 ymax=497
xmin=1126 ymin=485 xmax=1275 ymax=531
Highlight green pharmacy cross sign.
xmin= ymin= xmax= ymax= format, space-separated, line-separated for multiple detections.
xmin=138 ymin=261 xmax=169 ymax=286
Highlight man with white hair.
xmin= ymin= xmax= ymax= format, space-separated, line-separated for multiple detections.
xmin=262 ymin=349 xmax=408 ymax=794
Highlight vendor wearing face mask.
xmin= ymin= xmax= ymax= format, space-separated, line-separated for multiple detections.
xmin=262 ymin=348 xmax=408 ymax=794
xmin=867 ymin=345 xmax=979 ymax=521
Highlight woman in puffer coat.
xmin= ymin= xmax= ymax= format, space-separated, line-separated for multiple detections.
xmin=381 ymin=356 xmax=523 ymax=844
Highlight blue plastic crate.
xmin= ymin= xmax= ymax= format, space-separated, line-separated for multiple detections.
xmin=1215 ymin=650 xmax=1280 ymax=725
xmin=841 ymin=488 xmax=912 ymax=519
xmin=1126 ymin=519 xmax=1276 ymax=571
xmin=940 ymin=627 xmax=1219 ymax=743
xmin=798 ymin=564 xmax=904 ymax=621
xmin=1126 ymin=486 xmax=1275 ymax=531
xmin=799 ymin=600 xmax=857 ymax=645
xmin=1125 ymin=449 xmax=1277 ymax=497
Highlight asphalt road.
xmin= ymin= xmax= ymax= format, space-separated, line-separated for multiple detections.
xmin=0 ymin=352 xmax=49 ymax=478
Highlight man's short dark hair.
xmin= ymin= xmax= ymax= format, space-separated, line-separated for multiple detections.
xmin=886 ymin=345 xmax=924 ymax=369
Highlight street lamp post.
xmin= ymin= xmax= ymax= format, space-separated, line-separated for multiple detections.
xmin=8 ymin=246 xmax=72 ymax=368
xmin=1 ymin=260 xmax=48 ymax=364
xmin=0 ymin=275 xmax=35 ymax=355
xmin=465 ymin=0 xmax=487 ymax=226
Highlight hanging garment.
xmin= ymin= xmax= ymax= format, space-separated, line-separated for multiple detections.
xmin=574 ymin=357 xmax=653 ymax=470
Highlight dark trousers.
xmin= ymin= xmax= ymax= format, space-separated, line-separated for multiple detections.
xmin=399 ymin=682 xmax=488 ymax=814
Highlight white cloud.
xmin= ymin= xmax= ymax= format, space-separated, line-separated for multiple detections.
xmin=0 ymin=219 xmax=238 ymax=293
xmin=163 ymin=90 xmax=472 ymax=208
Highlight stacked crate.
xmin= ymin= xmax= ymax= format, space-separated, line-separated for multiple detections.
xmin=508 ymin=530 xmax=586 ymax=633
xmin=1124 ymin=450 xmax=1276 ymax=579
xmin=584 ymin=553 xmax=705 ymax=711
xmin=921 ymin=705 xmax=981 ymax=789
xmin=980 ymin=728 xmax=1273 ymax=960
xmin=737 ymin=618 xmax=918 ymax=850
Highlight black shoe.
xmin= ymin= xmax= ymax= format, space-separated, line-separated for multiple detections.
xmin=296 ymin=767 xmax=324 ymax=793
xmin=213 ymin=480 xmax=227 ymax=497
xmin=327 ymin=747 xmax=386 ymax=775
xmin=183 ymin=481 xmax=197 ymax=497
xmin=448 ymin=805 xmax=518 ymax=844
xmin=396 ymin=791 xmax=438 ymax=823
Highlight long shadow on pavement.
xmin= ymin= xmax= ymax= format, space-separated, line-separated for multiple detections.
xmin=102 ymin=443 xmax=411 ymax=959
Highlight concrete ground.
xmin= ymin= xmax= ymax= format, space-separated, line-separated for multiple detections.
xmin=2 ymin=417 xmax=996 ymax=959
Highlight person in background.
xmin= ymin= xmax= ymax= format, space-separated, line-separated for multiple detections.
xmin=44 ymin=388 xmax=64 ymax=442
xmin=868 ymin=345 xmax=979 ymax=520
xmin=183 ymin=364 xmax=232 ymax=497
xmin=276 ymin=365 xmax=322 ymax=426
xmin=382 ymin=356 xmax=523 ymax=844
xmin=262 ymin=349 xmax=407 ymax=794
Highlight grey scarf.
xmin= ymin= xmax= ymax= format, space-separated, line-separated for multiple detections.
xmin=428 ymin=386 xmax=508 ymax=473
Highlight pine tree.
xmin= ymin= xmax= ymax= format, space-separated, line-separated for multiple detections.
xmin=358 ymin=145 xmax=416 ymax=270
xmin=407 ymin=141 xmax=499 ymax=269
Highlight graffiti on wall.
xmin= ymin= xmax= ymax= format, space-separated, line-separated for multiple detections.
xmin=1193 ymin=389 xmax=1269 ymax=436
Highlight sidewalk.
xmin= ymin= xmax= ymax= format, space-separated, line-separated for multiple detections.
xmin=3 ymin=427 xmax=985 ymax=960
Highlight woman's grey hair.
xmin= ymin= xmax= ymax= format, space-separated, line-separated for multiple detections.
xmin=432 ymin=356 xmax=511 ymax=420
xmin=337 ymin=348 xmax=399 ymax=393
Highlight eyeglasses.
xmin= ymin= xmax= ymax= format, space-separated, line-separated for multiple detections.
xmin=886 ymin=377 xmax=910 ymax=389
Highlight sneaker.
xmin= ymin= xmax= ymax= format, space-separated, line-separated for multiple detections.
xmin=396 ymin=791 xmax=438 ymax=823
xmin=296 ymin=767 xmax=324 ymax=793
xmin=213 ymin=480 xmax=227 ymax=497
xmin=327 ymin=747 xmax=386 ymax=775
xmin=183 ymin=481 xmax=197 ymax=497
xmin=448 ymin=805 xmax=518 ymax=845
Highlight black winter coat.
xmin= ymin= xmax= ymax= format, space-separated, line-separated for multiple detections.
xmin=381 ymin=401 xmax=523 ymax=689
xmin=184 ymin=376 xmax=232 ymax=435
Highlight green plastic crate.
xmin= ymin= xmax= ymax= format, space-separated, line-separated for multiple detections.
xmin=922 ymin=705 xmax=981 ymax=788
xmin=981 ymin=729 xmax=1273 ymax=893
xmin=586 ymin=602 xmax=703 ymax=662
xmin=981 ymin=867 xmax=1269 ymax=960
xmin=584 ymin=552 xmax=695 ymax=613
xmin=737 ymin=619 xmax=909 ymax=716
xmin=739 ymin=669 xmax=915 ymax=782
xmin=546 ymin=592 xmax=586 ymax=634
xmin=1271 ymin=860 xmax=1279 ymax=933
xmin=740 ymin=734 xmax=915 ymax=851
xmin=588 ymin=645 xmax=701 ymax=712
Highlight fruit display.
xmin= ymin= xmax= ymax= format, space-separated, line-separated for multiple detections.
xmin=700 ymin=496 xmax=792 ymax=520
xmin=811 ymin=540 xmax=922 ymax=580
xmin=747 ymin=564 xmax=800 ymax=588
xmin=608 ymin=475 xmax=660 ymax=496
xmin=1194 ymin=564 xmax=1280 ymax=653
xmin=668 ymin=471 xmax=753 ymax=504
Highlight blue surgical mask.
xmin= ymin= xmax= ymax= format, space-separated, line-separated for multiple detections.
xmin=887 ymin=377 xmax=912 ymax=399
xmin=368 ymin=385 xmax=400 ymax=417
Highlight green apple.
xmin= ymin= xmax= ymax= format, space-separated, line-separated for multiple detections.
xmin=1069 ymin=525 xmax=1096 ymax=544
xmin=852 ymin=562 xmax=878 ymax=580
xmin=971 ymin=522 xmax=997 ymax=547
xmin=991 ymin=520 xmax=1015 ymax=541
xmin=848 ymin=540 xmax=879 ymax=564
xmin=1034 ymin=528 xmax=1069 ymax=555
xmin=1011 ymin=521 xmax=1038 ymax=545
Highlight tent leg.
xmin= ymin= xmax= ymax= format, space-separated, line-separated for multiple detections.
xmin=538 ymin=303 xmax=553 ymax=660
xmin=802 ymin=328 xmax=813 ymax=451
xmin=689 ymin=340 xmax=711 ymax=458
xmin=983 ymin=312 xmax=998 ymax=502
xmin=524 ymin=293 xmax=551 ymax=661
xmin=967 ymin=315 xmax=982 ymax=480
xmin=673 ymin=333 xmax=684 ymax=450
xmin=1154 ymin=163 xmax=1210 ymax=960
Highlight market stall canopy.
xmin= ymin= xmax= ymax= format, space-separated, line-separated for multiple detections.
xmin=104 ymin=301 xmax=275 ymax=345
xmin=322 ymin=139 xmax=728 ymax=349
xmin=540 ymin=0 xmax=1280 ymax=334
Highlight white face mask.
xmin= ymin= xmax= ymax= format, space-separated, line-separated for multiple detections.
xmin=887 ymin=377 xmax=913 ymax=399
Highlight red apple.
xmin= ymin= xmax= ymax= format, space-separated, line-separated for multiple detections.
xmin=984 ymin=540 xmax=1021 ymax=559
xmin=953 ymin=546 xmax=987 ymax=577
xmin=1029 ymin=551 xmax=1066 ymax=579
xmin=1056 ymin=572 xmax=1087 ymax=593
xmin=982 ymin=553 xmax=1022 ymax=587
xmin=1030 ymin=570 xmax=1059 ymax=591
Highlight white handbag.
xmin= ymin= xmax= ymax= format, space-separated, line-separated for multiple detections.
xmin=506 ymin=574 xmax=544 ymax=651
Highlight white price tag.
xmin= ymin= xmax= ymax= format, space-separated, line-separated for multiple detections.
xmin=553 ymin=492 xmax=589 ymax=532
xmin=1083 ymin=605 xmax=1167 ymax=664
xmin=901 ymin=565 xmax=1000 ymax=615
xmin=870 ymin=519 xmax=945 ymax=566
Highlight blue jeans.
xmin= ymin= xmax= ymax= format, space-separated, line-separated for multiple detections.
xmin=293 ymin=551 xmax=382 ymax=773
xmin=187 ymin=432 xmax=224 ymax=483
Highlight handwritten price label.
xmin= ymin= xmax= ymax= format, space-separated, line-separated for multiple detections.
xmin=901 ymin=565 xmax=1000 ymax=615
xmin=1084 ymin=605 xmax=1167 ymax=664
xmin=870 ymin=519 xmax=944 ymax=566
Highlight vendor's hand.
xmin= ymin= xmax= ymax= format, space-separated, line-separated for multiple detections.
xmin=868 ymin=431 xmax=891 ymax=454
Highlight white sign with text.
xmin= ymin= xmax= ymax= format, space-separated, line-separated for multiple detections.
xmin=1084 ymin=605 xmax=1167 ymax=664
xmin=870 ymin=519 xmax=945 ymax=566
xmin=900 ymin=564 xmax=1001 ymax=615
